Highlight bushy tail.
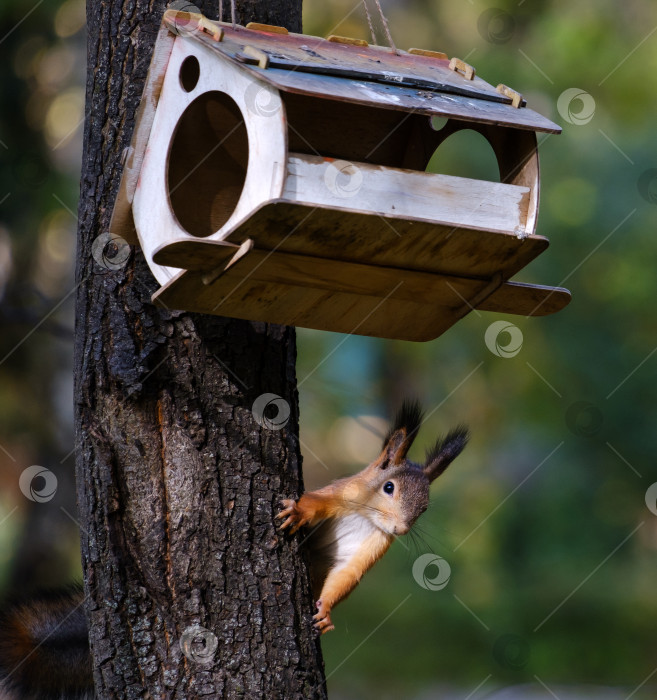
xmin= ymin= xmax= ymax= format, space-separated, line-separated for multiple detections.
xmin=0 ymin=588 xmax=93 ymax=700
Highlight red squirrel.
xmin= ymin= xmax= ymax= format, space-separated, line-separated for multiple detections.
xmin=277 ymin=399 xmax=468 ymax=633
xmin=0 ymin=401 xmax=467 ymax=697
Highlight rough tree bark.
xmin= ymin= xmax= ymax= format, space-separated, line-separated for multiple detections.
xmin=74 ymin=0 xmax=327 ymax=697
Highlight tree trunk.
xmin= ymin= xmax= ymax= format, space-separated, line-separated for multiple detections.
xmin=75 ymin=0 xmax=326 ymax=697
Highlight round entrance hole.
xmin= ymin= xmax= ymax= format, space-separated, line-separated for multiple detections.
xmin=179 ymin=55 xmax=200 ymax=92
xmin=426 ymin=128 xmax=500 ymax=182
xmin=167 ymin=91 xmax=249 ymax=237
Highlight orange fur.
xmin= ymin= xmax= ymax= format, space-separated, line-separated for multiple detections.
xmin=312 ymin=529 xmax=392 ymax=632
xmin=277 ymin=400 xmax=469 ymax=634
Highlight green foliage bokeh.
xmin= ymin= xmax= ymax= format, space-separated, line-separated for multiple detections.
xmin=0 ymin=0 xmax=656 ymax=697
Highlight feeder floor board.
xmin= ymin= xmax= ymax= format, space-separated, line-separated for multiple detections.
xmin=152 ymin=252 xmax=569 ymax=341
xmin=153 ymin=204 xmax=548 ymax=280
xmin=151 ymin=208 xmax=570 ymax=341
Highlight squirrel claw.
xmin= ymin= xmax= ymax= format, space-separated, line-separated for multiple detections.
xmin=313 ymin=600 xmax=334 ymax=634
xmin=278 ymin=516 xmax=294 ymax=531
xmin=276 ymin=499 xmax=306 ymax=533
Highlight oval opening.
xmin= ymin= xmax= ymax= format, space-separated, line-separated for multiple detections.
xmin=167 ymin=91 xmax=249 ymax=237
xmin=179 ymin=55 xmax=200 ymax=92
xmin=426 ymin=128 xmax=500 ymax=182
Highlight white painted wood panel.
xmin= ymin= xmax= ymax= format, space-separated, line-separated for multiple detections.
xmin=282 ymin=154 xmax=530 ymax=235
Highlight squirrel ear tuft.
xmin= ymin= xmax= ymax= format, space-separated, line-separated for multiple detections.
xmin=380 ymin=399 xmax=424 ymax=467
xmin=423 ymin=426 xmax=469 ymax=481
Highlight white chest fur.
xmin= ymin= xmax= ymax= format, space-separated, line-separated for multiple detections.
xmin=320 ymin=513 xmax=380 ymax=567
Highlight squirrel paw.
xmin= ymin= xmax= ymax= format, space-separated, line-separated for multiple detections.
xmin=276 ymin=499 xmax=308 ymax=534
xmin=313 ymin=600 xmax=335 ymax=635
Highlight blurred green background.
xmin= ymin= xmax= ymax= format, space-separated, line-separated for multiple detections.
xmin=1 ymin=0 xmax=656 ymax=698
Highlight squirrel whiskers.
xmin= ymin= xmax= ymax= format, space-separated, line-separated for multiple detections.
xmin=0 ymin=400 xmax=468 ymax=697
xmin=277 ymin=399 xmax=469 ymax=633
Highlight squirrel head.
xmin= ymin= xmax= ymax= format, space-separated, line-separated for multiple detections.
xmin=348 ymin=400 xmax=469 ymax=536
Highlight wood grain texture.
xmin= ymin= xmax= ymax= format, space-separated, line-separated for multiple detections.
xmin=149 ymin=246 xmax=570 ymax=341
xmin=153 ymin=242 xmax=570 ymax=317
xmin=76 ymin=1 xmax=326 ymax=699
xmin=169 ymin=17 xmax=561 ymax=133
xmin=153 ymin=269 xmax=461 ymax=342
xmin=283 ymin=154 xmax=530 ymax=235
xmin=131 ymin=35 xmax=287 ymax=285
xmin=220 ymin=203 xmax=548 ymax=278
xmin=108 ymin=23 xmax=176 ymax=245
xmin=477 ymin=281 xmax=571 ymax=316
xmin=170 ymin=17 xmax=509 ymax=104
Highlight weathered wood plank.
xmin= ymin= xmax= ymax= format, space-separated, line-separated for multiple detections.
xmin=284 ymin=154 xmax=530 ymax=236
xmin=150 ymin=243 xmax=570 ymax=341
xmin=221 ymin=203 xmax=548 ymax=280
xmin=109 ymin=23 xmax=176 ymax=244
xmin=168 ymin=14 xmax=561 ymax=133
xmin=478 ymin=280 xmax=571 ymax=316
xmin=130 ymin=36 xmax=287 ymax=285
xmin=153 ymin=269 xmax=459 ymax=341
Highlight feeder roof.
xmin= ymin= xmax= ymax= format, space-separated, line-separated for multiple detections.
xmin=164 ymin=10 xmax=561 ymax=134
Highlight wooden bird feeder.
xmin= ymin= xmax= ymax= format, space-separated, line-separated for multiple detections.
xmin=110 ymin=9 xmax=571 ymax=342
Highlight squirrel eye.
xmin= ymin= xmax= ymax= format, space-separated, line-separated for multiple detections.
xmin=383 ymin=481 xmax=394 ymax=495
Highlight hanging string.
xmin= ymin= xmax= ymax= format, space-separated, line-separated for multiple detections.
xmin=373 ymin=0 xmax=398 ymax=53
xmin=362 ymin=0 xmax=378 ymax=45
xmin=219 ymin=0 xmax=236 ymax=26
